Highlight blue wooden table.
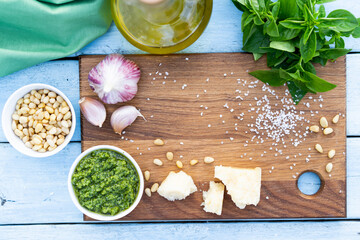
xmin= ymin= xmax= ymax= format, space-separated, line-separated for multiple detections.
xmin=1 ymin=1 xmax=360 ymax=239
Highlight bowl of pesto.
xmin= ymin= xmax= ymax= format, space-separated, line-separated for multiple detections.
xmin=68 ymin=145 xmax=144 ymax=220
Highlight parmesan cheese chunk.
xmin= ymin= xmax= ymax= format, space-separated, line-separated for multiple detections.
xmin=157 ymin=171 xmax=197 ymax=201
xmin=201 ymin=181 xmax=225 ymax=215
xmin=215 ymin=166 xmax=261 ymax=209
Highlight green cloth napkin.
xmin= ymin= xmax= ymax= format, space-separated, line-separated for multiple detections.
xmin=0 ymin=0 xmax=112 ymax=77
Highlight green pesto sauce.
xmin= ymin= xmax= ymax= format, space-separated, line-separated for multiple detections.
xmin=71 ymin=149 xmax=139 ymax=216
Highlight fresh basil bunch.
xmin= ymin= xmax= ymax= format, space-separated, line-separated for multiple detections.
xmin=233 ymin=0 xmax=360 ymax=104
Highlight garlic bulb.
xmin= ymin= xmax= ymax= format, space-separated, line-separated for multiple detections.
xmin=79 ymin=97 xmax=106 ymax=127
xmin=110 ymin=106 xmax=145 ymax=134
xmin=88 ymin=54 xmax=141 ymax=104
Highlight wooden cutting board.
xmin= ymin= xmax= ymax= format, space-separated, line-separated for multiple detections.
xmin=79 ymin=53 xmax=346 ymax=220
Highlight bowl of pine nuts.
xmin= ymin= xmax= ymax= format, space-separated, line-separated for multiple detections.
xmin=2 ymin=83 xmax=76 ymax=158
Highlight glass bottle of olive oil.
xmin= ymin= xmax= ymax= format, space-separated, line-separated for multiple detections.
xmin=111 ymin=0 xmax=212 ymax=54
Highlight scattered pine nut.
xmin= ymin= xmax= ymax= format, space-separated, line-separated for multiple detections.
xmin=309 ymin=125 xmax=320 ymax=133
xmin=320 ymin=117 xmax=328 ymax=128
xmin=315 ymin=144 xmax=323 ymax=153
xmin=153 ymin=158 xmax=163 ymax=166
xmin=154 ymin=138 xmax=164 ymax=146
xmin=332 ymin=114 xmax=339 ymax=124
xmin=144 ymin=170 xmax=150 ymax=181
xmin=204 ymin=156 xmax=215 ymax=164
xmin=145 ymin=188 xmax=151 ymax=197
xmin=151 ymin=183 xmax=159 ymax=192
xmin=323 ymin=127 xmax=333 ymax=135
xmin=326 ymin=163 xmax=333 ymax=173
xmin=328 ymin=149 xmax=336 ymax=159
xmin=166 ymin=152 xmax=174 ymax=160
xmin=190 ymin=159 xmax=199 ymax=166
xmin=176 ymin=160 xmax=183 ymax=168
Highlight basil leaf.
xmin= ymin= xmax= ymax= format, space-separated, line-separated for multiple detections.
xmin=312 ymin=56 xmax=328 ymax=66
xmin=267 ymin=51 xmax=287 ymax=67
xmin=300 ymin=31 xmax=317 ymax=62
xmin=271 ymin=1 xmax=280 ymax=19
xmin=335 ymin=37 xmax=345 ymax=48
xmin=278 ymin=0 xmax=300 ymax=20
xmin=241 ymin=12 xmax=250 ymax=31
xmin=243 ymin=25 xmax=270 ymax=53
xmin=319 ymin=48 xmax=351 ymax=59
xmin=266 ymin=19 xmax=280 ymax=37
xmin=352 ymin=18 xmax=360 ymax=38
xmin=253 ymin=53 xmax=264 ymax=61
xmin=318 ymin=5 xmax=326 ymax=18
xmin=286 ymin=81 xmax=308 ymax=104
xmin=327 ymin=9 xmax=358 ymax=32
xmin=303 ymin=71 xmax=337 ymax=92
xmin=270 ymin=41 xmax=295 ymax=52
xmin=303 ymin=62 xmax=317 ymax=74
xmin=254 ymin=15 xmax=265 ymax=25
xmin=272 ymin=26 xmax=301 ymax=40
xmin=232 ymin=0 xmax=248 ymax=12
xmin=280 ymin=19 xmax=306 ymax=29
xmin=249 ymin=69 xmax=287 ymax=86
xmin=316 ymin=0 xmax=336 ymax=4
xmin=303 ymin=27 xmax=314 ymax=44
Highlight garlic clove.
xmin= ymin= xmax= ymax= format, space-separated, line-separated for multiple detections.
xmin=79 ymin=97 xmax=106 ymax=127
xmin=88 ymin=54 xmax=140 ymax=104
xmin=110 ymin=106 xmax=146 ymax=134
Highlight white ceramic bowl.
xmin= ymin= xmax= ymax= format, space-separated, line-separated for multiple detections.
xmin=2 ymin=83 xmax=76 ymax=158
xmin=68 ymin=145 xmax=144 ymax=221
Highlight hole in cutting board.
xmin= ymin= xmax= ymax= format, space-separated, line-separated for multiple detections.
xmin=296 ymin=171 xmax=324 ymax=198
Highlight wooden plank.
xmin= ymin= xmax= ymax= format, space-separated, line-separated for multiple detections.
xmin=75 ymin=0 xmax=360 ymax=55
xmin=0 ymin=143 xmax=83 ymax=224
xmin=2 ymin=221 xmax=360 ymax=239
xmin=346 ymin=54 xmax=360 ymax=136
xmin=80 ymin=53 xmax=346 ymax=220
xmin=0 ymin=138 xmax=358 ymax=224
xmin=0 ymin=60 xmax=81 ymax=142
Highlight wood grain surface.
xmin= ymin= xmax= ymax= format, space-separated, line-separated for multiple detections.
xmin=79 ymin=53 xmax=346 ymax=220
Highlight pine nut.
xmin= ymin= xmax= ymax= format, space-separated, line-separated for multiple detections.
xmin=154 ymin=138 xmax=164 ymax=146
xmin=12 ymin=120 xmax=17 ymax=131
xmin=56 ymin=138 xmax=65 ymax=146
xmin=45 ymin=106 xmax=54 ymax=114
xmin=48 ymin=92 xmax=57 ymax=98
xmin=328 ymin=149 xmax=336 ymax=159
xmin=204 ymin=156 xmax=215 ymax=164
xmin=63 ymin=112 xmax=71 ymax=120
xmin=166 ymin=152 xmax=174 ymax=160
xmin=176 ymin=160 xmax=183 ymax=168
xmin=145 ymin=188 xmax=151 ymax=197
xmin=56 ymin=96 xmax=64 ymax=103
xmin=332 ymin=115 xmax=340 ymax=124
xmin=190 ymin=159 xmax=199 ymax=166
xmin=323 ymin=127 xmax=333 ymax=135
xmin=60 ymin=106 xmax=69 ymax=115
xmin=320 ymin=117 xmax=328 ymax=128
xmin=35 ymin=123 xmax=43 ymax=133
xmin=326 ymin=163 xmax=333 ymax=173
xmin=144 ymin=171 xmax=150 ymax=181
xmin=153 ymin=159 xmax=163 ymax=166
xmin=151 ymin=183 xmax=159 ymax=192
xmin=309 ymin=125 xmax=319 ymax=133
xmin=315 ymin=144 xmax=323 ymax=153
xmin=48 ymin=127 xmax=57 ymax=135
xmin=48 ymin=145 xmax=57 ymax=151
xmin=14 ymin=129 xmax=23 ymax=137
xmin=12 ymin=114 xmax=20 ymax=120
xmin=32 ymin=145 xmax=42 ymax=151
xmin=57 ymin=113 xmax=63 ymax=121
xmin=25 ymin=142 xmax=33 ymax=149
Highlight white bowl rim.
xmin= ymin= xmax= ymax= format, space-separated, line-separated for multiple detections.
xmin=1 ymin=83 xmax=76 ymax=158
xmin=67 ymin=145 xmax=144 ymax=221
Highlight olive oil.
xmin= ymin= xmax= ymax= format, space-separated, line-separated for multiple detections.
xmin=111 ymin=0 xmax=212 ymax=54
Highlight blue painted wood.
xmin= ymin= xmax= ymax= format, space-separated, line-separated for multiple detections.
xmin=346 ymin=54 xmax=360 ymax=136
xmin=74 ymin=0 xmax=360 ymax=56
xmin=0 ymin=61 xmax=81 ymax=142
xmin=2 ymin=221 xmax=360 ymax=239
